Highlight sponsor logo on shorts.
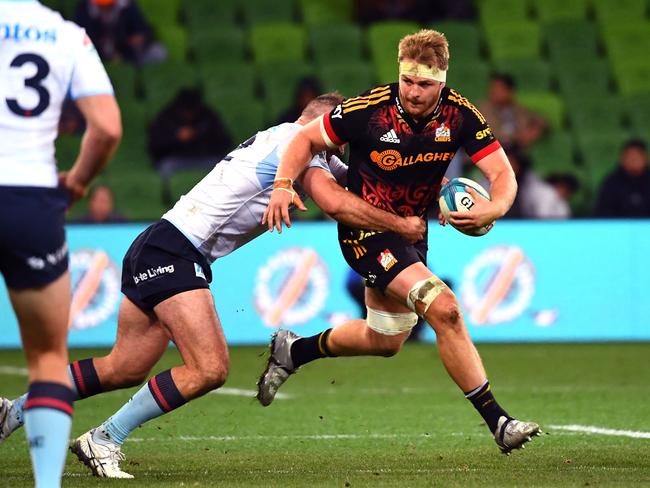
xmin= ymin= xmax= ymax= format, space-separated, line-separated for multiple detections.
xmin=435 ymin=123 xmax=451 ymax=142
xmin=194 ymin=263 xmax=206 ymax=280
xmin=377 ymin=249 xmax=397 ymax=271
xmin=133 ymin=264 xmax=175 ymax=284
xmin=26 ymin=242 xmax=68 ymax=270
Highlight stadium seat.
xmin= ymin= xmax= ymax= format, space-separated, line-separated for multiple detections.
xmin=430 ymin=21 xmax=482 ymax=65
xmin=567 ymin=94 xmax=625 ymax=133
xmin=201 ymin=62 xmax=257 ymax=107
xmin=138 ymin=0 xmax=180 ymax=31
xmin=517 ymin=92 xmax=564 ymax=129
xmin=592 ymin=0 xmax=647 ymax=24
xmin=184 ymin=0 xmax=238 ymax=27
xmin=55 ymin=134 xmax=82 ymax=171
xmin=367 ymin=21 xmax=419 ymax=84
xmin=241 ymin=0 xmax=296 ymax=24
xmin=169 ymin=169 xmax=209 ymax=203
xmin=577 ymin=130 xmax=629 ymax=181
xmin=318 ymin=62 xmax=376 ymax=97
xmin=104 ymin=171 xmax=167 ymax=221
xmin=299 ymin=0 xmax=353 ymax=24
xmin=310 ymin=23 xmax=364 ymax=64
xmin=543 ymin=20 xmax=599 ymax=66
xmin=555 ymin=59 xmax=612 ymax=99
xmin=191 ymin=26 xmax=246 ymax=64
xmin=446 ymin=60 xmax=490 ymax=103
xmin=533 ymin=0 xmax=588 ymax=22
xmin=216 ymin=97 xmax=266 ymax=143
xmin=612 ymin=61 xmax=650 ymax=97
xmin=157 ymin=25 xmax=187 ymax=62
xmin=625 ymin=95 xmax=650 ymax=137
xmin=493 ymin=58 xmax=552 ymax=92
xmin=141 ymin=62 xmax=199 ymax=114
xmin=483 ymin=21 xmax=542 ymax=61
xmin=258 ymin=61 xmax=315 ymax=120
xmin=529 ymin=131 xmax=575 ymax=176
xmin=107 ymin=104 xmax=150 ymax=174
xmin=250 ymin=23 xmax=307 ymax=64
xmin=105 ymin=62 xmax=137 ymax=101
xmin=478 ymin=0 xmax=529 ymax=26
xmin=601 ymin=22 xmax=650 ymax=67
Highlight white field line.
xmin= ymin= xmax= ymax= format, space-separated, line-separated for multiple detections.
xmin=127 ymin=433 xmax=435 ymax=443
xmin=549 ymin=424 xmax=650 ymax=439
xmin=209 ymin=387 xmax=291 ymax=400
xmin=127 ymin=426 xmax=650 ymax=444
xmin=0 ymin=366 xmax=28 ymax=376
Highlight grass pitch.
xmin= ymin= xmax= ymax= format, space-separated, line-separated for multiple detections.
xmin=1 ymin=343 xmax=649 ymax=487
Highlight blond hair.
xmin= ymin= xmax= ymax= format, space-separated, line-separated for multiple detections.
xmin=398 ymin=29 xmax=449 ymax=71
xmin=301 ymin=91 xmax=344 ymax=118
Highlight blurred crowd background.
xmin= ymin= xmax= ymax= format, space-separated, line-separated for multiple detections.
xmin=46 ymin=0 xmax=650 ymax=222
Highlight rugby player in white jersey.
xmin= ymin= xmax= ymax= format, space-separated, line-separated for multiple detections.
xmin=0 ymin=1 xmax=121 ymax=486
xmin=0 ymin=93 xmax=425 ymax=478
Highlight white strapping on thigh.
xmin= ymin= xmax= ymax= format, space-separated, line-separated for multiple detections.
xmin=366 ymin=307 xmax=418 ymax=336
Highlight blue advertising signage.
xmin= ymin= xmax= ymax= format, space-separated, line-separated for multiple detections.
xmin=0 ymin=220 xmax=648 ymax=348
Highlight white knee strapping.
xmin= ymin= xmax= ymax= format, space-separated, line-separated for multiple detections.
xmin=406 ymin=276 xmax=448 ymax=316
xmin=366 ymin=307 xmax=418 ymax=336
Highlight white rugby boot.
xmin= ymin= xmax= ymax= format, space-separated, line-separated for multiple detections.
xmin=0 ymin=397 xmax=23 ymax=444
xmin=494 ymin=416 xmax=542 ymax=454
xmin=70 ymin=428 xmax=134 ymax=479
xmin=256 ymin=329 xmax=300 ymax=406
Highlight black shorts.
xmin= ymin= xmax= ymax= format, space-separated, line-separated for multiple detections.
xmin=121 ymin=219 xmax=212 ymax=311
xmin=338 ymin=227 xmax=428 ymax=292
xmin=0 ymin=186 xmax=69 ymax=289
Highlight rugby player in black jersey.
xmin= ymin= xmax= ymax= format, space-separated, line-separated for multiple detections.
xmin=260 ymin=29 xmax=540 ymax=454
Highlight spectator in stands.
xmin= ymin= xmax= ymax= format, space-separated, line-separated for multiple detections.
xmin=546 ymin=173 xmax=580 ymax=210
xmin=275 ymin=76 xmax=323 ymax=125
xmin=147 ymin=88 xmax=232 ymax=204
xmin=74 ymin=185 xmax=127 ymax=223
xmin=75 ymin=0 xmax=165 ymax=64
xmin=504 ymin=145 xmax=570 ymax=219
xmin=479 ymin=73 xmax=547 ymax=149
xmin=595 ymin=139 xmax=650 ymax=217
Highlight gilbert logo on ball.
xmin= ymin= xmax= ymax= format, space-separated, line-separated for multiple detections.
xmin=438 ymin=177 xmax=494 ymax=236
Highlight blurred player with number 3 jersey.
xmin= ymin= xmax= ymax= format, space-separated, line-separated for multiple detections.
xmin=260 ymin=29 xmax=541 ymax=454
xmin=0 ymin=0 xmax=121 ymax=486
xmin=1 ymin=94 xmax=425 ymax=478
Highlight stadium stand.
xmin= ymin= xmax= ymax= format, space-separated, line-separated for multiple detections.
xmin=54 ymin=0 xmax=648 ymax=220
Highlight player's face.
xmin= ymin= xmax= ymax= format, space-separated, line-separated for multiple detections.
xmin=398 ymin=70 xmax=444 ymax=121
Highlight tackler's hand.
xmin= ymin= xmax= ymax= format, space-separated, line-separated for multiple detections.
xmin=262 ymin=177 xmax=307 ymax=233
xmin=399 ymin=215 xmax=426 ymax=243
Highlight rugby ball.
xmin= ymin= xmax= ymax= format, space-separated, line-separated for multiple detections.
xmin=439 ymin=177 xmax=494 ymax=236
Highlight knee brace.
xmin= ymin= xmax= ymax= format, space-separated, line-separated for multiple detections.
xmin=406 ymin=276 xmax=448 ymax=317
xmin=366 ymin=307 xmax=418 ymax=336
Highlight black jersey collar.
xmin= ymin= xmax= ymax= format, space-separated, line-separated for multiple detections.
xmin=395 ymin=86 xmax=445 ymax=133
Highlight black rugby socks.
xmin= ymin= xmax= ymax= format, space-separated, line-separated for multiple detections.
xmin=290 ymin=328 xmax=338 ymax=368
xmin=465 ymin=380 xmax=511 ymax=433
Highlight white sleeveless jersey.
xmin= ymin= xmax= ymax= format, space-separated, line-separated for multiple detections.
xmin=0 ymin=0 xmax=113 ymax=187
xmin=163 ymin=122 xmax=348 ymax=263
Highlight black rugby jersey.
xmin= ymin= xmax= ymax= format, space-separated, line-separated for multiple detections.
xmin=322 ymin=84 xmax=501 ymax=222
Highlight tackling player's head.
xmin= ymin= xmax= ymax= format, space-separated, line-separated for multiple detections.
xmin=298 ymin=92 xmax=344 ymax=123
xmin=397 ymin=29 xmax=449 ymax=121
